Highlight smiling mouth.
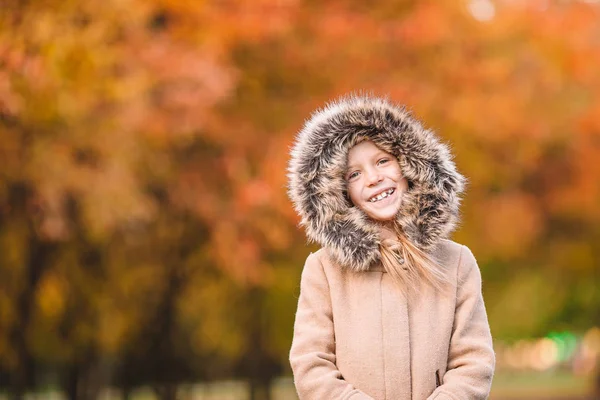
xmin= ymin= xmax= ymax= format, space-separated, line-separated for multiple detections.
xmin=368 ymin=188 xmax=395 ymax=203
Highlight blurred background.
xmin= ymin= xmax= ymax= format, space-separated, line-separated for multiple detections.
xmin=0 ymin=0 xmax=599 ymax=399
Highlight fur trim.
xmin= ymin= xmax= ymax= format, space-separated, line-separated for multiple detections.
xmin=287 ymin=95 xmax=466 ymax=272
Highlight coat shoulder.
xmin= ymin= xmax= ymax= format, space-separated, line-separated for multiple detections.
xmin=310 ymin=247 xmax=338 ymax=271
xmin=434 ymin=239 xmax=466 ymax=271
xmin=309 ymin=247 xmax=353 ymax=280
xmin=436 ymin=238 xmax=463 ymax=254
xmin=309 ymin=247 xmax=327 ymax=265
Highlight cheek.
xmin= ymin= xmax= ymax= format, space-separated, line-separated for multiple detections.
xmin=393 ymin=166 xmax=407 ymax=189
xmin=399 ymin=176 xmax=409 ymax=191
xmin=347 ymin=183 xmax=361 ymax=206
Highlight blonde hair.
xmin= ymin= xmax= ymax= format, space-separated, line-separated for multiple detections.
xmin=379 ymin=221 xmax=450 ymax=294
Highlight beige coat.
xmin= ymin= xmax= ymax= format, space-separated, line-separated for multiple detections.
xmin=289 ymin=240 xmax=495 ymax=400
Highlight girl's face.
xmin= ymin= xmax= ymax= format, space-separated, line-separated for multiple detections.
xmin=345 ymin=140 xmax=408 ymax=222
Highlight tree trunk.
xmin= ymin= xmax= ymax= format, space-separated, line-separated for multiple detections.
xmin=594 ymin=366 xmax=600 ymax=400
xmin=9 ymin=385 xmax=25 ymax=400
xmin=8 ymin=184 xmax=57 ymax=400
xmin=120 ymin=386 xmax=132 ymax=400
xmin=249 ymin=379 xmax=271 ymax=400
xmin=153 ymin=384 xmax=178 ymax=400
xmin=64 ymin=364 xmax=79 ymax=400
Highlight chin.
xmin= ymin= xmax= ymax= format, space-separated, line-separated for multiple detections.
xmin=365 ymin=209 xmax=398 ymax=222
xmin=364 ymin=203 xmax=401 ymax=222
xmin=372 ymin=214 xmax=397 ymax=222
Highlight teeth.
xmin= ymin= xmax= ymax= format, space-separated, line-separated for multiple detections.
xmin=369 ymin=188 xmax=395 ymax=203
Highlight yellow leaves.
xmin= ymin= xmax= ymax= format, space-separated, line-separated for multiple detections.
xmin=24 ymin=135 xmax=158 ymax=241
xmin=36 ymin=272 xmax=66 ymax=322
xmin=0 ymin=0 xmax=597 ymax=361
xmin=549 ymin=241 xmax=595 ymax=274
xmin=80 ymin=161 xmax=157 ymax=241
xmin=180 ymin=277 xmax=243 ymax=358
xmin=1 ymin=0 xmax=241 ymax=241
xmin=114 ymin=263 xmax=164 ymax=303
xmin=0 ymin=220 xmax=28 ymax=274
xmin=98 ymin=307 xmax=129 ymax=355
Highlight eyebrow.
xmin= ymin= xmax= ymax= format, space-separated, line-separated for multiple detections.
xmin=346 ymin=161 xmax=361 ymax=172
xmin=346 ymin=151 xmax=389 ymax=172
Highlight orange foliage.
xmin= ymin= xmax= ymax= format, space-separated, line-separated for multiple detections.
xmin=1 ymin=0 xmax=599 ymax=379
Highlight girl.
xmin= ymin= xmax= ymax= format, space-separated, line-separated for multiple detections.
xmin=287 ymin=95 xmax=495 ymax=400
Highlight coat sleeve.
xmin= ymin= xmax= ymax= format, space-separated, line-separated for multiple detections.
xmin=289 ymin=252 xmax=374 ymax=400
xmin=427 ymin=245 xmax=496 ymax=400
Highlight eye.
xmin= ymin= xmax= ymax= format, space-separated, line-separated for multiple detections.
xmin=378 ymin=158 xmax=390 ymax=165
xmin=347 ymin=171 xmax=359 ymax=181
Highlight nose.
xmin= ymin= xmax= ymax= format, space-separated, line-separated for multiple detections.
xmin=366 ymin=169 xmax=383 ymax=186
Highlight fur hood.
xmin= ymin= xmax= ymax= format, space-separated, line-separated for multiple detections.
xmin=287 ymin=95 xmax=466 ymax=272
